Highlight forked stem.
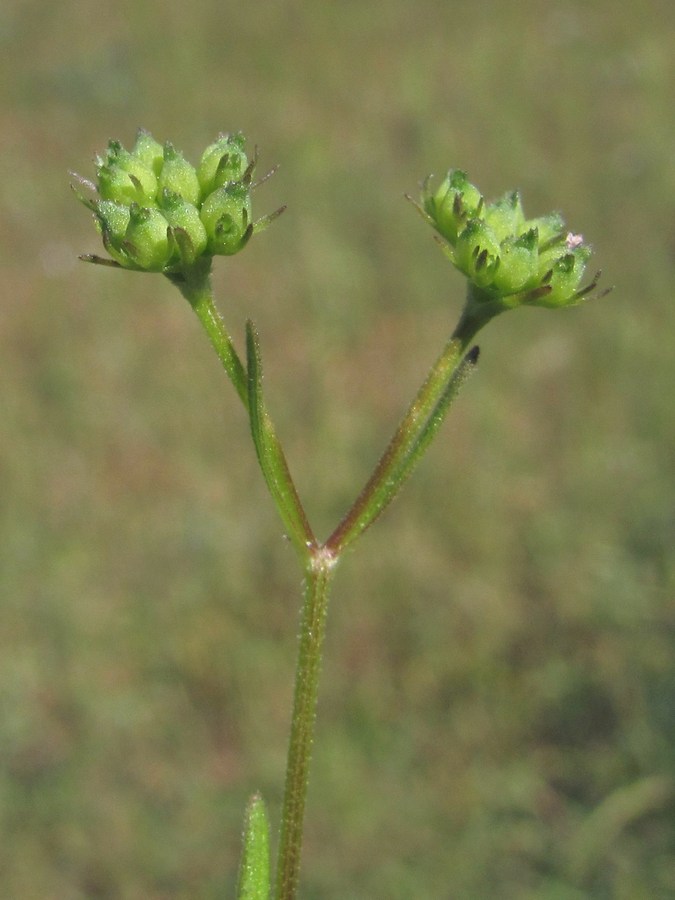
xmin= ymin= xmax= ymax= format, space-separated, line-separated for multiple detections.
xmin=182 ymin=272 xmax=493 ymax=899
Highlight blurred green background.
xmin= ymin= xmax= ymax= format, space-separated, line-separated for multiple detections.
xmin=1 ymin=0 xmax=674 ymax=896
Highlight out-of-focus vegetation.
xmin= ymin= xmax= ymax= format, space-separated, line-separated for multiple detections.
xmin=1 ymin=1 xmax=674 ymax=896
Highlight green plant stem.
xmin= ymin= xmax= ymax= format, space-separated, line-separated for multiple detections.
xmin=178 ymin=272 xmax=495 ymax=899
xmin=275 ymin=548 xmax=338 ymax=900
xmin=325 ymin=295 xmax=490 ymax=554
xmin=175 ymin=265 xmax=316 ymax=557
xmin=272 ymin=302 xmax=487 ymax=899
xmin=170 ymin=261 xmax=248 ymax=407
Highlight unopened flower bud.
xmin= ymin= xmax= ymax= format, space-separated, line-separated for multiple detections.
xmin=94 ymin=199 xmax=131 ymax=244
xmin=92 ymin=200 xmax=132 ymax=267
xmin=160 ymin=190 xmax=208 ymax=262
xmin=96 ymin=141 xmax=158 ymax=206
xmin=197 ymin=133 xmax=248 ymax=198
xmin=123 ymin=204 xmax=174 ymax=271
xmin=524 ymin=211 xmax=565 ymax=246
xmin=200 ymin=182 xmax=252 ymax=255
xmin=158 ymin=143 xmax=201 ymax=206
xmin=422 ymin=169 xmax=483 ymax=244
xmin=484 ymin=191 xmax=526 ymax=242
xmin=453 ymin=219 xmax=500 ymax=289
xmin=130 ymin=129 xmax=164 ymax=176
xmin=491 ymin=229 xmax=539 ymax=297
xmin=535 ymin=244 xmax=592 ymax=308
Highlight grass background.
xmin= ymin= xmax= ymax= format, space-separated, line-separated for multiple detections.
xmin=1 ymin=0 xmax=674 ymax=896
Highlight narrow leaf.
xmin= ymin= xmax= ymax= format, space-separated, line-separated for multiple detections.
xmin=245 ymin=320 xmax=316 ymax=557
xmin=236 ymin=793 xmax=271 ymax=900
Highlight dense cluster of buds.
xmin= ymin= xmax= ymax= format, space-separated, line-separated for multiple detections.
xmin=73 ymin=130 xmax=282 ymax=275
xmin=417 ymin=169 xmax=602 ymax=311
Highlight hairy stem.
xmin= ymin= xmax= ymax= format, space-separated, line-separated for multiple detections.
xmin=275 ymin=549 xmax=338 ymax=900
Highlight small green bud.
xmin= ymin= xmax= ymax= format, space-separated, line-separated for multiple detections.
xmin=453 ymin=219 xmax=501 ymax=289
xmin=491 ymin=229 xmax=539 ymax=297
xmin=534 ymin=240 xmax=592 ymax=307
xmin=158 ymin=143 xmax=201 ymax=206
xmin=130 ymin=129 xmax=164 ymax=176
xmin=525 ymin=211 xmax=565 ymax=247
xmin=97 ymin=142 xmax=158 ymax=206
xmin=123 ymin=204 xmax=174 ymax=271
xmin=197 ymin=132 xmax=248 ymax=198
xmin=160 ymin=190 xmax=208 ymax=262
xmin=92 ymin=200 xmax=132 ymax=267
xmin=93 ymin=199 xmax=131 ymax=243
xmin=484 ymin=191 xmax=526 ymax=243
xmin=200 ymin=182 xmax=253 ymax=255
xmin=423 ymin=169 xmax=483 ymax=244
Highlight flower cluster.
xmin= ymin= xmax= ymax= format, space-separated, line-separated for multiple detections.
xmin=418 ymin=169 xmax=601 ymax=310
xmin=73 ymin=130 xmax=282 ymax=275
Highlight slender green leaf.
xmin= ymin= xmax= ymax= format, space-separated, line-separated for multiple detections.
xmin=236 ymin=793 xmax=271 ymax=900
xmin=245 ymin=320 xmax=316 ymax=558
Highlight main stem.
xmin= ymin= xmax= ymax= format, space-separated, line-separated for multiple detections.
xmin=275 ymin=548 xmax=338 ymax=900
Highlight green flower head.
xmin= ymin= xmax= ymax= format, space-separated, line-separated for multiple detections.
xmin=415 ymin=170 xmax=604 ymax=317
xmin=73 ymin=130 xmax=284 ymax=277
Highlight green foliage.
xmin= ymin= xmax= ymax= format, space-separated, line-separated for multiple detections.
xmin=2 ymin=0 xmax=674 ymax=897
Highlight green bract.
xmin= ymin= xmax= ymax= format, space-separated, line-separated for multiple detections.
xmin=74 ymin=129 xmax=282 ymax=276
xmin=418 ymin=169 xmax=602 ymax=313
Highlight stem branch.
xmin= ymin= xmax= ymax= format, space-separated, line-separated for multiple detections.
xmin=326 ymin=298 xmax=487 ymax=554
xmin=171 ymin=262 xmax=248 ymax=407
